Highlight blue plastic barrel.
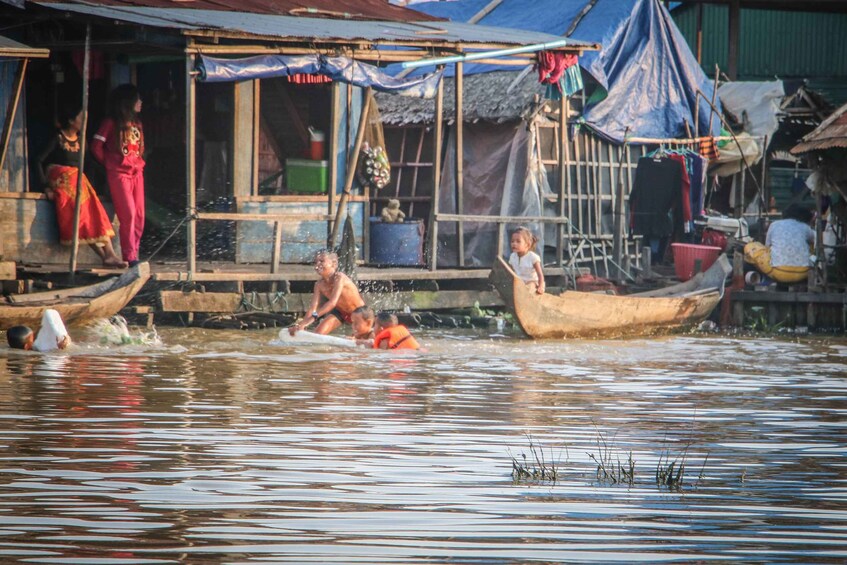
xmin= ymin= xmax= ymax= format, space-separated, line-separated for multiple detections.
xmin=369 ymin=217 xmax=425 ymax=266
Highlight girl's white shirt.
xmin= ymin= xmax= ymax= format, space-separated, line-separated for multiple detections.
xmin=508 ymin=251 xmax=541 ymax=283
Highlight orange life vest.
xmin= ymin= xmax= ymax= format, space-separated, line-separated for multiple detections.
xmin=373 ymin=325 xmax=420 ymax=350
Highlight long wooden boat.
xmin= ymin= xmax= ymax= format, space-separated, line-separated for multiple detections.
xmin=489 ymin=256 xmax=730 ymax=339
xmin=0 ymin=262 xmax=150 ymax=330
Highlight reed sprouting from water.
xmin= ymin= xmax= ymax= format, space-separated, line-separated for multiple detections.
xmin=587 ymin=428 xmax=635 ymax=485
xmin=655 ymin=441 xmax=709 ymax=489
xmin=509 ymin=434 xmax=565 ymax=483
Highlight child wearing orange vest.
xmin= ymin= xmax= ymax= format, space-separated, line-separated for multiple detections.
xmin=373 ymin=312 xmax=420 ymax=350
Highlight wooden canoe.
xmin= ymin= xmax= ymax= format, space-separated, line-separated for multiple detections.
xmin=489 ymin=256 xmax=729 ymax=339
xmin=0 ymin=262 xmax=150 ymax=330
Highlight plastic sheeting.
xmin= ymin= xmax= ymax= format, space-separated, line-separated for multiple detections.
xmin=407 ymin=0 xmax=722 ymax=143
xmin=718 ymin=81 xmax=785 ymax=140
xmin=197 ymin=54 xmax=443 ymax=98
xmin=709 ymin=133 xmax=763 ymax=177
xmin=436 ymin=121 xmax=546 ymax=267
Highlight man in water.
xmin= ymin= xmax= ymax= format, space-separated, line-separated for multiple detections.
xmin=289 ymin=250 xmax=366 ymax=336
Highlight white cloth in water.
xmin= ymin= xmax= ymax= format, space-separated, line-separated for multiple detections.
xmin=33 ymin=309 xmax=70 ymax=352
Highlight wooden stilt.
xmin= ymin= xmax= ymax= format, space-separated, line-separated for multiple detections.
xmin=69 ymin=23 xmax=90 ymax=278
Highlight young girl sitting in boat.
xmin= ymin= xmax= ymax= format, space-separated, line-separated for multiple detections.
xmin=508 ymin=226 xmax=545 ymax=295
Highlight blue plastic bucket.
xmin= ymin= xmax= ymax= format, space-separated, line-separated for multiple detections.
xmin=369 ymin=217 xmax=425 ymax=267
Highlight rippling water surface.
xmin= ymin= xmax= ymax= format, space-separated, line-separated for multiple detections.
xmin=0 ymin=326 xmax=845 ymax=563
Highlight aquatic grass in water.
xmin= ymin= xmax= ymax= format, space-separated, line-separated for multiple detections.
xmin=509 ymin=434 xmax=564 ymax=483
xmin=587 ymin=428 xmax=635 ymax=485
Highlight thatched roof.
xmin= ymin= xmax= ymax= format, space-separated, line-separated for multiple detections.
xmin=791 ymin=101 xmax=847 ymax=154
xmin=377 ymin=70 xmax=549 ymax=126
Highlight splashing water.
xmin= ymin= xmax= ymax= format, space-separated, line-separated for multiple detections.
xmin=91 ymin=315 xmax=162 ymax=346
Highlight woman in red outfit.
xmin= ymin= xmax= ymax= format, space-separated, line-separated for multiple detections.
xmin=37 ymin=103 xmax=126 ymax=268
xmin=92 ymin=84 xmax=145 ymax=266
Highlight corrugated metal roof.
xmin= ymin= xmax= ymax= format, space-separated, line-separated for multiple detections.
xmin=791 ymin=102 xmax=847 ymax=153
xmin=59 ymin=0 xmax=442 ymax=22
xmin=0 ymin=34 xmax=49 ymax=58
xmin=39 ymin=3 xmax=597 ymax=49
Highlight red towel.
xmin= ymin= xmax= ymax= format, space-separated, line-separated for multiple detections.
xmin=536 ymin=51 xmax=578 ymax=88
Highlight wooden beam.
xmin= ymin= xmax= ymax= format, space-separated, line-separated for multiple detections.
xmin=0 ymin=58 xmax=27 ymax=174
xmin=329 ymin=88 xmax=372 ymax=248
xmin=728 ymin=0 xmax=740 ymax=80
xmin=159 ymin=289 xmax=505 ymax=313
xmin=455 ymin=61 xmax=465 ymax=267
xmin=252 ymin=79 xmax=260 ymax=196
xmin=196 ymin=212 xmax=331 ymax=221
xmin=232 ymin=80 xmax=255 ymax=198
xmin=186 ymin=50 xmax=197 ymax=277
xmin=428 ymin=69 xmax=444 ymax=271
xmin=69 ymin=24 xmax=90 ymax=277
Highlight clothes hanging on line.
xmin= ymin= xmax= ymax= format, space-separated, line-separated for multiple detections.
xmin=629 ymin=155 xmax=683 ymax=239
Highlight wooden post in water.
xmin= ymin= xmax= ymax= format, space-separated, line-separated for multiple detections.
xmin=69 ymin=23 xmax=91 ymax=278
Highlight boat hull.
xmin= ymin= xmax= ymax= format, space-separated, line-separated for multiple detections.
xmin=0 ymin=263 xmax=150 ymax=330
xmin=490 ymin=257 xmax=721 ymax=339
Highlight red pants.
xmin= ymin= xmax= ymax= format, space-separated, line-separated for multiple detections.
xmin=107 ymin=169 xmax=145 ymax=262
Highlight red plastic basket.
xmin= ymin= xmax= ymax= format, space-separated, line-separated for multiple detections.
xmin=671 ymin=243 xmax=722 ymax=281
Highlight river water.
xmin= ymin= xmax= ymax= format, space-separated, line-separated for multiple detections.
xmin=0 ymin=327 xmax=845 ymax=563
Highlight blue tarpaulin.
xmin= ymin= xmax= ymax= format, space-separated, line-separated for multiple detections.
xmin=197 ymin=54 xmax=443 ymax=98
xmin=407 ymin=0 xmax=722 ymax=143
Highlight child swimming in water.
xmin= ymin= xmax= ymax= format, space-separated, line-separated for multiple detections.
xmin=372 ymin=311 xmax=419 ymax=350
xmin=6 ymin=310 xmax=71 ymax=352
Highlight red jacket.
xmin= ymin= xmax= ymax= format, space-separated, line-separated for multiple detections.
xmin=91 ymin=118 xmax=145 ymax=174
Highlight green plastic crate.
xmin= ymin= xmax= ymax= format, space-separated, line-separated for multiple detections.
xmin=286 ymin=159 xmax=329 ymax=194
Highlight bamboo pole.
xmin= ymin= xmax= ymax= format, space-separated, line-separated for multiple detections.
xmin=557 ymin=95 xmax=567 ymax=265
xmin=186 ymin=50 xmax=197 ymax=277
xmin=455 ymin=61 xmax=465 ymax=267
xmin=612 ymin=129 xmax=629 ymax=280
xmin=428 ymin=69 xmax=444 ymax=271
xmin=329 ymin=88 xmax=372 ymax=249
xmin=69 ymin=24 xmax=91 ymax=278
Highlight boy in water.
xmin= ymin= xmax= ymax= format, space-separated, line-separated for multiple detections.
xmin=6 ymin=326 xmax=35 ymax=350
xmin=372 ymin=311 xmax=420 ymax=350
xmin=290 ymin=249 xmax=366 ymax=336
xmin=350 ymin=305 xmax=376 ymax=345
xmin=6 ymin=310 xmax=71 ymax=351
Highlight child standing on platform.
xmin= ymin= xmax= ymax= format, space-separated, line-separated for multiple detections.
xmin=92 ymin=84 xmax=145 ymax=267
xmin=508 ymin=226 xmax=545 ymax=294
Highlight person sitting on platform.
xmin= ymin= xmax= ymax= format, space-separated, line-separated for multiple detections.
xmin=290 ymin=249 xmax=366 ymax=336
xmin=744 ymin=204 xmax=815 ymax=284
xmin=508 ymin=226 xmax=545 ymax=294
xmin=372 ymin=311 xmax=420 ymax=350
xmin=350 ymin=305 xmax=376 ymax=345
xmin=37 ymin=102 xmax=126 ymax=268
